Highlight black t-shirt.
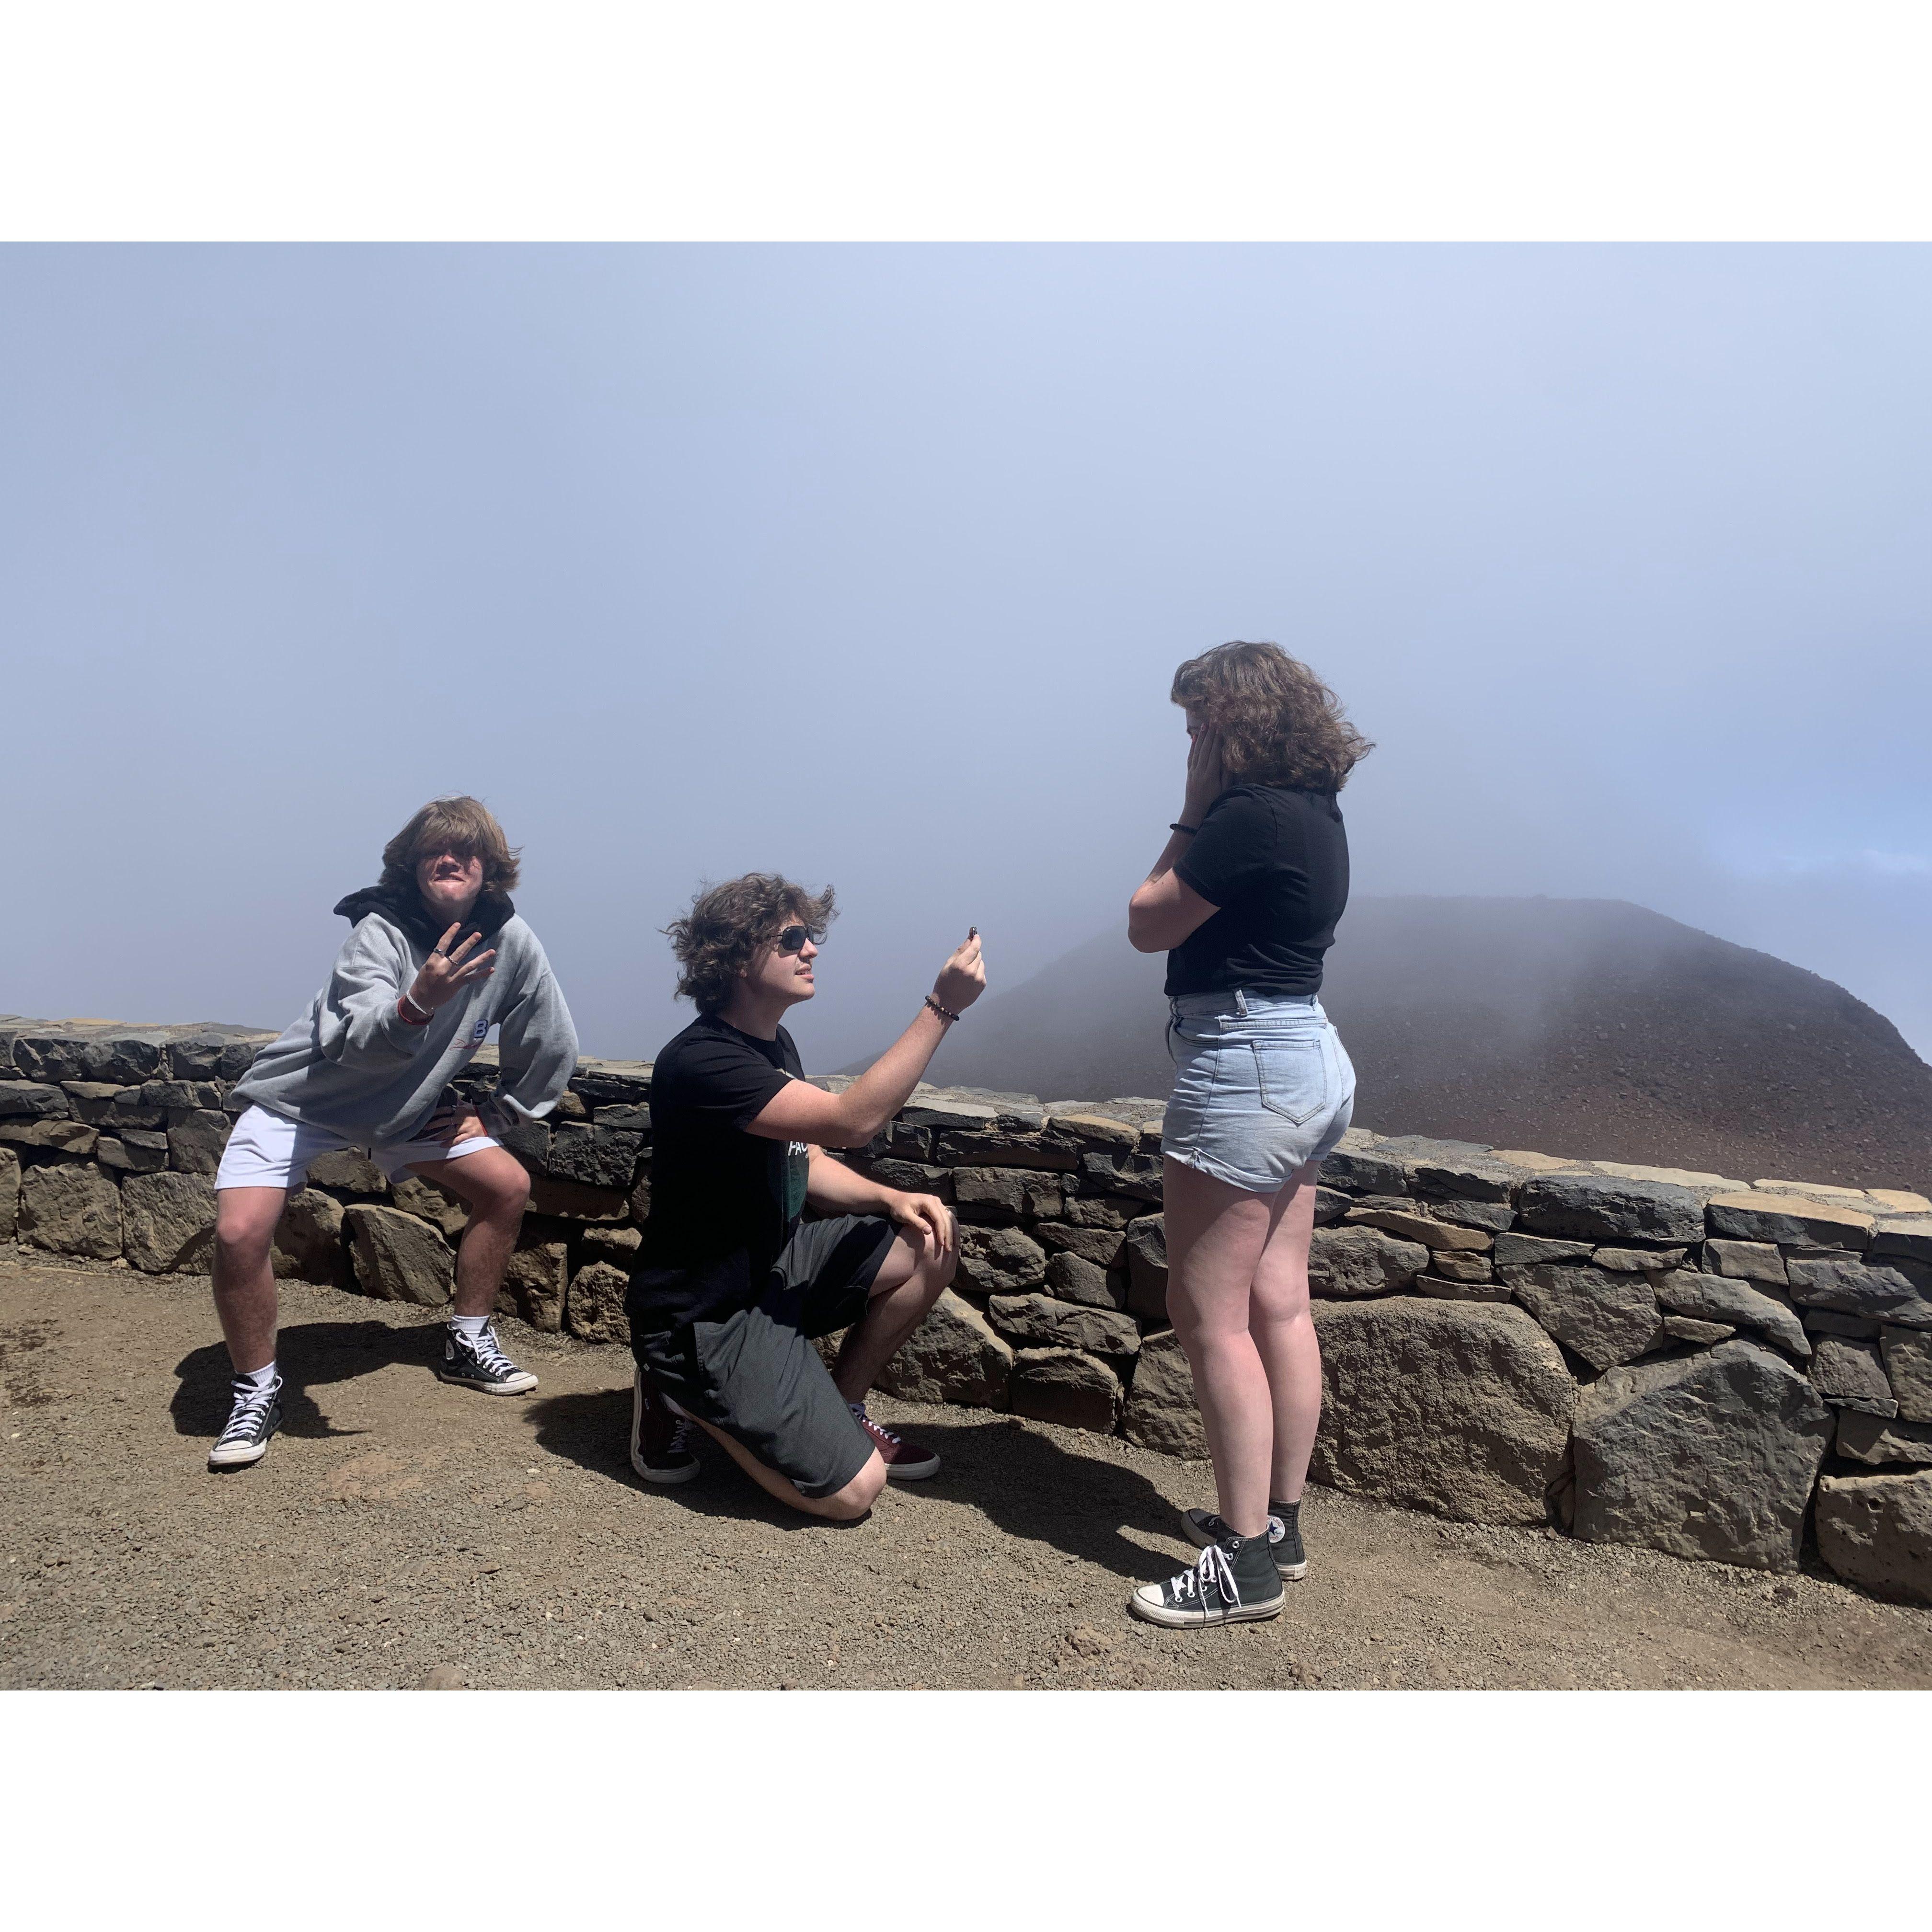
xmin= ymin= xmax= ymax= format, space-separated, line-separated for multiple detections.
xmin=631 ymin=1015 xmax=812 ymax=1330
xmin=1165 ymin=784 xmax=1350 ymax=997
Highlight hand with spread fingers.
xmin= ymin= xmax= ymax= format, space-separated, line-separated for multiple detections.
xmin=888 ymin=1190 xmax=957 ymax=1263
xmin=408 ymin=923 xmax=498 ymax=1013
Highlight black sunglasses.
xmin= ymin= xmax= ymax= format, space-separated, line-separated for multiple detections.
xmin=774 ymin=924 xmax=826 ymax=955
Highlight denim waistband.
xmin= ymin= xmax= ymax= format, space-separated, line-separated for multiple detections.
xmin=1168 ymin=988 xmax=1324 ymax=1022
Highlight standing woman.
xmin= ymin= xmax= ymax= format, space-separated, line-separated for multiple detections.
xmin=1124 ymin=641 xmax=1371 ymax=1628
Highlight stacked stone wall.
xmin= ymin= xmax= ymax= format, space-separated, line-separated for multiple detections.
xmin=5 ymin=1014 xmax=1931 ymax=1603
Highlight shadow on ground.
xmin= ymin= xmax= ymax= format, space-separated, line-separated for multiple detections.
xmin=170 ymin=1318 xmax=448 ymax=1444
xmin=529 ymin=1387 xmax=1184 ymax=1581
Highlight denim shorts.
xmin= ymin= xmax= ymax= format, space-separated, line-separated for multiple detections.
xmin=1161 ymin=990 xmax=1357 ymax=1195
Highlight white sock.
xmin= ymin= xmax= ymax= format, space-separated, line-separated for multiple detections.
xmin=237 ymin=1361 xmax=279 ymax=1392
xmin=449 ymin=1314 xmax=491 ymax=1340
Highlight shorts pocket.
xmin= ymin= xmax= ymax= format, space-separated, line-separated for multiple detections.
xmin=1251 ymin=1035 xmax=1330 ymax=1126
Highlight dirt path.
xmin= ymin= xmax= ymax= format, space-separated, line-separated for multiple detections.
xmin=3 ymin=1254 xmax=1929 ymax=1691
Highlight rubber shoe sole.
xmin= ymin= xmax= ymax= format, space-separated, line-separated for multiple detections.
xmin=208 ymin=1406 xmax=281 ymax=1471
xmin=630 ymin=1375 xmax=700 ymax=1485
xmin=1126 ymin=1585 xmax=1285 ymax=1629
xmin=437 ymin=1362 xmax=539 ymax=1397
xmin=1182 ymin=1508 xmax=1308 ymax=1580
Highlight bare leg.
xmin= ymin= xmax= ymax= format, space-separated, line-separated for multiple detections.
xmin=686 ymin=1416 xmax=888 ymax=1522
xmin=1162 ymin=1155 xmax=1276 ymax=1539
xmin=1248 ymin=1163 xmax=1323 ymax=1505
xmin=830 ymin=1232 xmax=952 ymax=1404
xmin=210 ymin=1186 xmax=291 ymax=1375
xmin=402 ymin=1145 xmax=531 ymax=1317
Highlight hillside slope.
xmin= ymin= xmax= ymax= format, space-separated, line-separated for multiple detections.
xmin=897 ymin=896 xmax=1932 ymax=1189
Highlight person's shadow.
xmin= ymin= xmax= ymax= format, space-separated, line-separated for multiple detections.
xmin=171 ymin=1319 xmax=447 ymax=1446
xmin=528 ymin=1388 xmax=1188 ymax=1581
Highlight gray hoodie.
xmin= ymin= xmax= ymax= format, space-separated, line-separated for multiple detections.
xmin=233 ymin=908 xmax=578 ymax=1142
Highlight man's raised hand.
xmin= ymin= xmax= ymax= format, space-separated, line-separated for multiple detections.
xmin=932 ymin=929 xmax=987 ymax=1016
xmin=409 ymin=923 xmax=497 ymax=1012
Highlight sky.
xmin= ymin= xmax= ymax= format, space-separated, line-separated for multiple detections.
xmin=2 ymin=245 xmax=1929 ymax=1067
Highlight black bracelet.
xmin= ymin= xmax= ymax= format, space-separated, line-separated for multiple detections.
xmin=1170 ymin=821 xmax=1200 ymax=835
xmin=924 ymin=994 xmax=962 ymax=1024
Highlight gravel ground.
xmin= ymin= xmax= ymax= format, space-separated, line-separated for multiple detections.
xmin=4 ymin=1253 xmax=1930 ymax=1692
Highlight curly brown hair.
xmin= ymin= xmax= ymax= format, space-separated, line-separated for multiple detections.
xmin=379 ymin=795 xmax=522 ymax=894
xmin=666 ymin=873 xmax=838 ymax=1013
xmin=1171 ymin=641 xmax=1373 ymax=792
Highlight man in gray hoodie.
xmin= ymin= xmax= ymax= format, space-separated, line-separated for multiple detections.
xmin=207 ymin=796 xmax=578 ymax=1470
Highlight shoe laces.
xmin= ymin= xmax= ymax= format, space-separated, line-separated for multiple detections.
xmin=458 ymin=1322 xmax=518 ymax=1378
xmin=218 ymin=1377 xmax=278 ymax=1444
xmin=851 ymin=1403 xmax=900 ymax=1448
xmin=1169 ymin=1542 xmax=1240 ymax=1607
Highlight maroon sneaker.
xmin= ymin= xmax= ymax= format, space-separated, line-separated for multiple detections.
xmin=850 ymin=1403 xmax=940 ymax=1481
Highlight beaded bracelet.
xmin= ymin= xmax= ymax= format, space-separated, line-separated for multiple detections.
xmin=924 ymin=994 xmax=962 ymax=1024
xmin=1170 ymin=821 xmax=1200 ymax=835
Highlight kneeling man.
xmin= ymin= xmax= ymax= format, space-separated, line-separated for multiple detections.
xmin=627 ymin=874 xmax=985 ymax=1519
xmin=208 ymin=795 xmax=578 ymax=1470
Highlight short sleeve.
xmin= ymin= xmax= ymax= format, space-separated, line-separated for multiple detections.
xmin=1174 ymin=789 xmax=1278 ymax=909
xmin=672 ymin=1032 xmax=793 ymax=1131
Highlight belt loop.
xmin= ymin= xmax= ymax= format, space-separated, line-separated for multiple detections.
xmin=1233 ymin=987 xmax=1249 ymax=1017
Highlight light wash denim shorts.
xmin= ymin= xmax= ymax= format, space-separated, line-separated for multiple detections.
xmin=1161 ymin=989 xmax=1357 ymax=1195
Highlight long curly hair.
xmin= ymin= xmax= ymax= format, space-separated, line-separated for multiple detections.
xmin=666 ymin=873 xmax=838 ymax=1013
xmin=379 ymin=795 xmax=522 ymax=894
xmin=1170 ymin=641 xmax=1372 ymax=791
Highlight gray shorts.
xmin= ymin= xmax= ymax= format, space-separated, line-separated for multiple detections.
xmin=1162 ymin=990 xmax=1356 ymax=1195
xmin=632 ymin=1215 xmax=897 ymax=1499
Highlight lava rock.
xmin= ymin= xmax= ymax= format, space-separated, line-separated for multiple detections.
xmin=1503 ymin=1263 xmax=1661 ymax=1370
xmin=565 ymin=1260 xmax=631 ymax=1344
xmin=1833 ymin=1411 xmax=1932 ymax=1468
xmin=1043 ymin=1251 xmax=1127 ymax=1311
xmin=1308 ymin=1298 xmax=1574 ymax=1525
xmin=496 ymin=1237 xmax=568 ymax=1333
xmin=1785 ymin=1254 xmax=1932 ymax=1329
xmin=1309 ymin=1225 xmax=1431 ymax=1298
xmin=1880 ymin=1328 xmax=1932 ymax=1424
xmin=1815 ymin=1472 xmax=1932 ymax=1605
xmin=1571 ymin=1340 xmax=1833 ymax=1572
xmin=345 ymin=1204 xmax=453 ymax=1306
xmin=120 ymin=1172 xmax=217 ymax=1274
xmin=1704 ymin=1191 xmax=1874 ymax=1250
xmin=1120 ymin=1329 xmax=1206 ymax=1458
xmin=1651 ymin=1269 xmax=1809 ymax=1357
xmin=1808 ymin=1336 xmax=1897 ymax=1416
xmin=875 ymin=1288 xmax=1014 ymax=1409
xmin=19 ymin=1163 xmax=122 ymax=1259
xmin=1009 ymin=1348 xmax=1123 ymax=1433
xmin=1123 ymin=1214 xmax=1169 ymax=1321
xmin=988 ymin=1293 xmax=1139 ymax=1357
xmin=1515 ymin=1173 xmax=1710 ymax=1245
xmin=955 ymin=1225 xmax=1048 ymax=1295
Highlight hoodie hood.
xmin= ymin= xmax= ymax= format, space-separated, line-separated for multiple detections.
xmin=333 ymin=882 xmax=517 ymax=952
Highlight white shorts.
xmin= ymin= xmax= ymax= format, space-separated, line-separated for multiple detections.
xmin=213 ymin=1104 xmax=502 ymax=1192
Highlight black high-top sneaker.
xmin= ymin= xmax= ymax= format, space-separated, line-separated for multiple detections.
xmin=1182 ymin=1502 xmax=1308 ymax=1580
xmin=1128 ymin=1529 xmax=1285 ymax=1628
xmin=630 ymin=1367 xmax=700 ymax=1484
xmin=208 ymin=1374 xmax=284 ymax=1471
xmin=437 ymin=1320 xmax=539 ymax=1396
